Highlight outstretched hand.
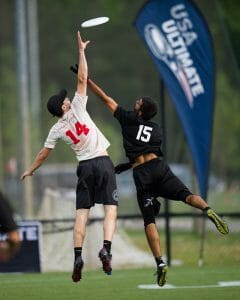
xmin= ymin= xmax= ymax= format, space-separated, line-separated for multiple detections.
xmin=78 ymin=31 xmax=90 ymax=51
xmin=20 ymin=170 xmax=33 ymax=180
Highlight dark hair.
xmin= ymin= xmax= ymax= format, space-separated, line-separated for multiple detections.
xmin=47 ymin=89 xmax=67 ymax=117
xmin=140 ymin=96 xmax=158 ymax=120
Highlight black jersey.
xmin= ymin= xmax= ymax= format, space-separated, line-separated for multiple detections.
xmin=114 ymin=106 xmax=163 ymax=162
xmin=0 ymin=191 xmax=18 ymax=233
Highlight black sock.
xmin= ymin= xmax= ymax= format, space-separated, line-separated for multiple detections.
xmin=74 ymin=247 xmax=82 ymax=260
xmin=155 ymin=256 xmax=163 ymax=265
xmin=103 ymin=240 xmax=112 ymax=254
xmin=203 ymin=206 xmax=211 ymax=212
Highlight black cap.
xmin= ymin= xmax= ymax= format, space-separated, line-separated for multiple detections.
xmin=47 ymin=89 xmax=67 ymax=117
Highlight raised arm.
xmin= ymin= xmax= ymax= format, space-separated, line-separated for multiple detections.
xmin=77 ymin=31 xmax=90 ymax=96
xmin=20 ymin=147 xmax=52 ymax=180
xmin=87 ymin=78 xmax=118 ymax=113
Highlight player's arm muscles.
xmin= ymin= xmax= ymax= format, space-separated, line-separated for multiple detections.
xmin=76 ymin=31 xmax=89 ymax=96
xmin=87 ymin=78 xmax=118 ymax=113
xmin=20 ymin=147 xmax=52 ymax=180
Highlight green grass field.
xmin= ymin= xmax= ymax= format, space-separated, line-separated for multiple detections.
xmin=1 ymin=228 xmax=239 ymax=300
xmin=1 ymin=266 xmax=240 ymax=300
xmin=1 ymin=192 xmax=239 ymax=300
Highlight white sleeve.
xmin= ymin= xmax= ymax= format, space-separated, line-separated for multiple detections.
xmin=71 ymin=92 xmax=88 ymax=112
xmin=44 ymin=126 xmax=59 ymax=149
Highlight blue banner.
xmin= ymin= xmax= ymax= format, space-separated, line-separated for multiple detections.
xmin=134 ymin=0 xmax=215 ymax=199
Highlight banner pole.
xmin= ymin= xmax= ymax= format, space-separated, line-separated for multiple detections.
xmin=160 ymin=79 xmax=171 ymax=266
xmin=198 ymin=211 xmax=206 ymax=266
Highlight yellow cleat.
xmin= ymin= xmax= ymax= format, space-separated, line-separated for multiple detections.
xmin=207 ymin=209 xmax=229 ymax=234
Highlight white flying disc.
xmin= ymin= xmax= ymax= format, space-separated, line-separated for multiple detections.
xmin=81 ymin=17 xmax=109 ymax=28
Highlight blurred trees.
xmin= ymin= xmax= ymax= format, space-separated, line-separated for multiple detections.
xmin=218 ymin=0 xmax=240 ymax=69
xmin=0 ymin=0 xmax=240 ymax=189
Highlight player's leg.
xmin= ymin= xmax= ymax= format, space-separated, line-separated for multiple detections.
xmin=95 ymin=156 xmax=118 ymax=275
xmin=185 ymin=195 xmax=229 ymax=234
xmin=143 ymin=208 xmax=168 ymax=287
xmin=72 ymin=208 xmax=90 ymax=283
xmin=136 ymin=192 xmax=168 ymax=286
xmin=145 ymin=223 xmax=162 ymax=257
xmin=72 ymin=160 xmax=95 ymax=282
xmin=158 ymin=163 xmax=229 ymax=235
xmin=73 ymin=208 xmax=90 ymax=247
xmin=103 ymin=204 xmax=117 ymax=242
xmin=185 ymin=194 xmax=208 ymax=209
xmin=133 ymin=163 xmax=168 ymax=286
xmin=145 ymin=223 xmax=168 ymax=287
xmin=98 ymin=204 xmax=117 ymax=275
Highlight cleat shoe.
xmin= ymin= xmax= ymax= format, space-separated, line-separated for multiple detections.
xmin=72 ymin=256 xmax=84 ymax=283
xmin=98 ymin=247 xmax=112 ymax=275
xmin=207 ymin=209 xmax=229 ymax=235
xmin=155 ymin=262 xmax=168 ymax=287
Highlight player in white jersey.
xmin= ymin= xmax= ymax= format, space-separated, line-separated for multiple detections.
xmin=21 ymin=31 xmax=118 ymax=282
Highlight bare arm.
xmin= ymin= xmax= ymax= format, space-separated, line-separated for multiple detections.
xmin=77 ymin=31 xmax=90 ymax=96
xmin=87 ymin=78 xmax=118 ymax=113
xmin=20 ymin=147 xmax=52 ymax=180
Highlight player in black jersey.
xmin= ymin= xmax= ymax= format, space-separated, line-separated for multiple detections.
xmin=85 ymin=78 xmax=229 ymax=287
xmin=70 ymin=65 xmax=229 ymax=286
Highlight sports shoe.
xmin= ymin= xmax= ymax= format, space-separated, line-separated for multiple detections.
xmin=155 ymin=261 xmax=168 ymax=287
xmin=98 ymin=247 xmax=112 ymax=275
xmin=72 ymin=256 xmax=84 ymax=282
xmin=207 ymin=209 xmax=229 ymax=234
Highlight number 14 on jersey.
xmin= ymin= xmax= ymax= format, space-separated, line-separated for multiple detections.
xmin=66 ymin=121 xmax=90 ymax=144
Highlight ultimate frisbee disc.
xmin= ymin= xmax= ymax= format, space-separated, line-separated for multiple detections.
xmin=81 ymin=17 xmax=109 ymax=28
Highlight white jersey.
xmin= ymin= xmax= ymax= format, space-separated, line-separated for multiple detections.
xmin=44 ymin=92 xmax=110 ymax=161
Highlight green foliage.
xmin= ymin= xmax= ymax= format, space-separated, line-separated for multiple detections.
xmin=212 ymin=72 xmax=240 ymax=181
xmin=218 ymin=0 xmax=240 ymax=68
xmin=0 ymin=45 xmax=17 ymax=161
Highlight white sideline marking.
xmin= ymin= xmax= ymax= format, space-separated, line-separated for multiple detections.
xmin=138 ymin=281 xmax=240 ymax=289
xmin=218 ymin=281 xmax=240 ymax=287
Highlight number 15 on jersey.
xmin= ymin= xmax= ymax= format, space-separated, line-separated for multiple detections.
xmin=136 ymin=125 xmax=152 ymax=142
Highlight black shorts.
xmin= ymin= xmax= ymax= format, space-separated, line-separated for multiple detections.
xmin=133 ymin=158 xmax=192 ymax=212
xmin=76 ymin=156 xmax=118 ymax=209
xmin=0 ymin=192 xmax=18 ymax=233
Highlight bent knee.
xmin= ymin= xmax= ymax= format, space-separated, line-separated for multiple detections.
xmin=144 ymin=215 xmax=156 ymax=228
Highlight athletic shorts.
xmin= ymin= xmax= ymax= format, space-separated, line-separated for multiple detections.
xmin=133 ymin=158 xmax=192 ymax=213
xmin=0 ymin=192 xmax=18 ymax=233
xmin=76 ymin=156 xmax=118 ymax=209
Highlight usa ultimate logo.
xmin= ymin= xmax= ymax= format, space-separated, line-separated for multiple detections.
xmin=144 ymin=3 xmax=205 ymax=108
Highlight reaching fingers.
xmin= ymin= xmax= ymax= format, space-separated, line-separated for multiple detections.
xmin=77 ymin=31 xmax=90 ymax=50
xmin=20 ymin=173 xmax=27 ymax=180
xmin=20 ymin=171 xmax=32 ymax=180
